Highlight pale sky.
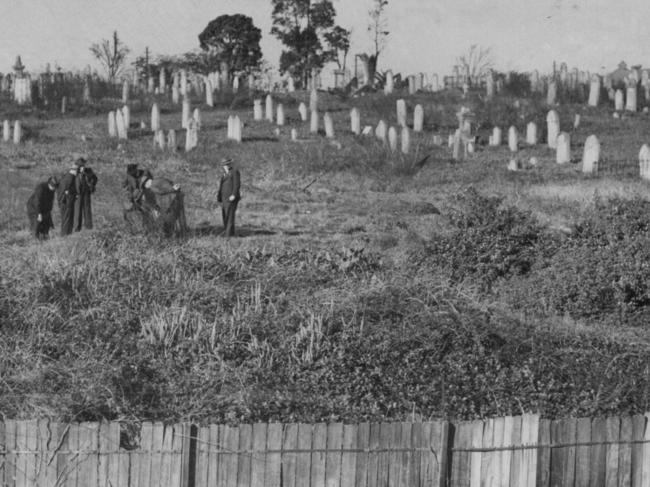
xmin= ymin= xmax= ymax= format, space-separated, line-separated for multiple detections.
xmin=1 ymin=0 xmax=649 ymax=77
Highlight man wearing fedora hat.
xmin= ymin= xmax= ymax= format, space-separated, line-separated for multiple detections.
xmin=57 ymin=160 xmax=81 ymax=236
xmin=26 ymin=176 xmax=59 ymax=240
xmin=217 ymin=158 xmax=241 ymax=237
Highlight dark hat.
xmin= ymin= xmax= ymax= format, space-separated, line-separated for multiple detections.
xmin=75 ymin=157 xmax=87 ymax=167
xmin=126 ymin=163 xmax=139 ymax=177
xmin=221 ymin=157 xmax=233 ymax=167
xmin=47 ymin=176 xmax=59 ymax=188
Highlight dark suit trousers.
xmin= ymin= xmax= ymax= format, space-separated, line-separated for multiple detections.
xmin=221 ymin=200 xmax=238 ymax=236
xmin=74 ymin=194 xmax=93 ymax=231
xmin=60 ymin=200 xmax=75 ymax=236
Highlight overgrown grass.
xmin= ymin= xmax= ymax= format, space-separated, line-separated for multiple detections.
xmin=1 ymin=86 xmax=650 ymax=424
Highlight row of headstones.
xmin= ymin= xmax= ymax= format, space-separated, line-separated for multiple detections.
xmin=1 ymin=120 xmax=22 ymax=144
xmin=107 ymin=106 xmax=131 ymax=139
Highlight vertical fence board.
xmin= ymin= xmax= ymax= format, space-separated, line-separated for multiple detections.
xmin=521 ymin=414 xmax=539 ymax=487
xmin=15 ymin=421 xmax=27 ymax=487
xmin=365 ymin=423 xmax=380 ymax=487
xmin=508 ymin=416 xmax=522 ymax=487
xmin=377 ymin=423 xmax=393 ymax=487
xmin=410 ymin=423 xmax=422 ymax=487
xmin=266 ymin=424 xmax=282 ymax=487
xmin=282 ymin=424 xmax=298 ymax=487
xmin=227 ymin=426 xmax=241 ymax=487
xmin=537 ymin=419 xmax=551 ymax=487
xmin=209 ymin=425 xmax=220 ymax=487
xmin=500 ymin=416 xmax=514 ymax=487
xmin=590 ymin=417 xmax=607 ymax=487
xmin=150 ymin=423 xmax=164 ymax=487
xmin=35 ymin=419 xmax=48 ymax=487
xmin=341 ymin=424 xmax=357 ymax=487
xmin=63 ymin=423 xmax=79 ymax=487
xmin=641 ymin=413 xmax=650 ymax=487
xmin=311 ymin=423 xmax=327 ymax=487
xmin=480 ymin=418 xmax=494 ymax=487
xmin=355 ymin=423 xmax=370 ymax=487
xmin=139 ymin=422 xmax=154 ymax=487
xmin=630 ymin=415 xmax=646 ymax=487
xmin=326 ymin=423 xmax=343 ymax=487
xmin=398 ymin=422 xmax=412 ymax=487
xmin=296 ymin=424 xmax=313 ymax=487
xmin=560 ymin=418 xmax=577 ymax=487
xmin=438 ymin=421 xmax=450 ymax=487
xmin=5 ymin=420 xmax=16 ymax=487
xmin=118 ymin=451 xmax=130 ymax=487
xmin=250 ymin=424 xmax=267 ymax=487
xmin=575 ymin=417 xmax=591 ymax=487
xmin=619 ymin=417 xmax=633 ymax=487
xmin=238 ymin=424 xmax=252 ymax=487
xmin=420 ymin=422 xmax=434 ymax=487
xmin=196 ymin=427 xmax=210 ymax=487
xmin=98 ymin=422 xmax=117 ymax=487
xmin=550 ymin=420 xmax=563 ymax=487
xmin=0 ymin=420 xmax=5 ymax=487
xmin=162 ymin=423 xmax=176 ymax=487
xmin=181 ymin=423 xmax=193 ymax=487
xmin=606 ymin=417 xmax=621 ymax=487
xmin=83 ymin=422 xmax=100 ymax=487
xmin=450 ymin=421 xmax=472 ymax=487
xmin=216 ymin=425 xmax=228 ymax=487
xmin=387 ymin=423 xmax=401 ymax=487
xmin=469 ymin=420 xmax=483 ymax=487
xmin=26 ymin=420 xmax=38 ymax=487
xmin=171 ymin=424 xmax=187 ymax=487
xmin=75 ymin=423 xmax=90 ymax=487
xmin=491 ymin=417 xmax=504 ymax=487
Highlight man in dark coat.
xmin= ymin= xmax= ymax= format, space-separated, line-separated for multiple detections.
xmin=217 ymin=158 xmax=241 ymax=237
xmin=73 ymin=158 xmax=98 ymax=231
xmin=26 ymin=176 xmax=59 ymax=240
xmin=57 ymin=164 xmax=78 ymax=236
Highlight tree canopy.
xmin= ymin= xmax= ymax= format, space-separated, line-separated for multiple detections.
xmin=198 ymin=14 xmax=263 ymax=78
xmin=89 ymin=31 xmax=130 ymax=82
xmin=271 ymin=0 xmax=346 ymax=87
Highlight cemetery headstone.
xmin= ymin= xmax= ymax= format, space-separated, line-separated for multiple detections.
xmin=376 ymin=120 xmax=388 ymax=144
xmin=588 ymin=75 xmax=601 ymax=107
xmin=582 ymin=134 xmax=600 ymax=174
xmin=640 ymin=144 xmax=650 ymax=180
xmin=108 ymin=111 xmax=117 ymax=138
xmin=508 ymin=126 xmax=518 ymax=152
xmin=12 ymin=121 xmax=21 ymax=145
xmin=151 ymin=103 xmax=160 ymax=132
xmin=413 ymin=104 xmax=424 ymax=132
xmin=490 ymin=126 xmax=502 ymax=146
xmin=324 ymin=112 xmax=335 ymax=138
xmin=253 ymin=99 xmax=263 ymax=121
xmin=3 ymin=120 xmax=10 ymax=142
xmin=396 ymin=99 xmax=407 ymax=127
xmin=546 ymin=110 xmax=560 ymax=149
xmin=182 ymin=98 xmax=191 ymax=129
xmin=277 ymin=104 xmax=285 ymax=126
xmin=265 ymin=94 xmax=274 ymax=122
xmin=388 ymin=126 xmax=398 ymax=151
xmin=615 ymin=89 xmax=624 ymax=111
xmin=167 ymin=130 xmax=176 ymax=151
xmin=298 ymin=102 xmax=308 ymax=122
xmin=350 ymin=108 xmax=361 ymax=135
xmin=401 ymin=126 xmax=411 ymax=154
xmin=310 ymin=110 xmax=319 ymax=134
xmin=526 ymin=122 xmax=538 ymax=145
xmin=556 ymin=132 xmax=571 ymax=163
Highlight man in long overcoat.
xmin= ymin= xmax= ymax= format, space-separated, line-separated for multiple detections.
xmin=26 ymin=176 xmax=59 ymax=240
xmin=58 ymin=164 xmax=78 ymax=236
xmin=217 ymin=158 xmax=241 ymax=237
xmin=73 ymin=158 xmax=98 ymax=231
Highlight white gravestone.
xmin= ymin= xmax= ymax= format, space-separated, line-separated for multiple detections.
xmin=108 ymin=111 xmax=117 ymax=138
xmin=639 ymin=144 xmax=650 ymax=180
xmin=151 ymin=103 xmax=160 ymax=132
xmin=388 ymin=127 xmax=398 ymax=152
xmin=324 ymin=112 xmax=335 ymax=138
xmin=490 ymin=127 xmax=502 ymax=146
xmin=546 ymin=110 xmax=560 ymax=149
xmin=508 ymin=126 xmax=518 ymax=152
xmin=276 ymin=104 xmax=285 ymax=126
xmin=401 ymin=126 xmax=411 ymax=154
xmin=253 ymin=99 xmax=263 ymax=121
xmin=310 ymin=110 xmax=319 ymax=134
xmin=265 ymin=95 xmax=274 ymax=122
xmin=582 ymin=134 xmax=600 ymax=174
xmin=413 ymin=105 xmax=424 ymax=132
xmin=350 ymin=108 xmax=361 ymax=135
xmin=396 ymin=99 xmax=407 ymax=127
xmin=556 ymin=132 xmax=571 ymax=164
xmin=298 ymin=102 xmax=308 ymax=122
xmin=526 ymin=122 xmax=537 ymax=145
xmin=376 ymin=120 xmax=388 ymax=144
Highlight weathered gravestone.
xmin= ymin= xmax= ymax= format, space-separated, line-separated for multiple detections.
xmin=526 ymin=122 xmax=538 ymax=145
xmin=3 ymin=120 xmax=10 ymax=142
xmin=640 ymin=144 xmax=650 ymax=180
xmin=615 ymin=89 xmax=624 ymax=111
xmin=546 ymin=110 xmax=560 ymax=149
xmin=12 ymin=120 xmax=21 ymax=144
xmin=309 ymin=89 xmax=319 ymax=112
xmin=167 ymin=130 xmax=176 ymax=151
xmin=265 ymin=94 xmax=274 ymax=122
xmin=626 ymin=86 xmax=637 ymax=112
xmin=193 ymin=108 xmax=201 ymax=130
xmin=582 ymin=134 xmax=600 ymax=174
xmin=310 ymin=110 xmax=319 ymax=133
xmin=547 ymin=81 xmax=557 ymax=105
xmin=151 ymin=103 xmax=160 ymax=132
xmin=396 ymin=99 xmax=407 ymax=127
xmin=413 ymin=104 xmax=424 ymax=132
xmin=588 ymin=75 xmax=601 ymax=107
xmin=205 ymin=80 xmax=214 ymax=107
xmin=350 ymin=108 xmax=361 ymax=135
xmin=388 ymin=126 xmax=398 ymax=151
xmin=556 ymin=132 xmax=571 ymax=164
xmin=185 ymin=119 xmax=198 ymax=151
xmin=298 ymin=102 xmax=308 ymax=122
xmin=401 ymin=126 xmax=411 ymax=154
xmin=384 ymin=70 xmax=394 ymax=95
xmin=108 ymin=111 xmax=117 ymax=138
xmin=276 ymin=104 xmax=285 ymax=126
xmin=182 ymin=98 xmax=191 ymax=129
xmin=323 ymin=112 xmax=335 ymax=138
xmin=253 ymin=99 xmax=263 ymax=121
xmin=376 ymin=120 xmax=388 ymax=144
xmin=508 ymin=126 xmax=518 ymax=152
xmin=490 ymin=126 xmax=502 ymax=146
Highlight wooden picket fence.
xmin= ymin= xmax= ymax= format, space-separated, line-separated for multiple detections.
xmin=0 ymin=414 xmax=649 ymax=487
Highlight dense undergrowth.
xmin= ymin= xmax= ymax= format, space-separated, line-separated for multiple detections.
xmin=1 ymin=188 xmax=649 ymax=424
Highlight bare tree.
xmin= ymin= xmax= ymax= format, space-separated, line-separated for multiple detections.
xmin=90 ymin=31 xmax=130 ymax=82
xmin=368 ymin=0 xmax=389 ymax=69
xmin=456 ymin=44 xmax=494 ymax=80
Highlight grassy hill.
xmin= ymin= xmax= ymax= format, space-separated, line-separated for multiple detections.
xmin=0 ymin=87 xmax=649 ymax=424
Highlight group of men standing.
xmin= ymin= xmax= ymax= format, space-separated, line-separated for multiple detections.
xmin=26 ymin=156 xmax=241 ymax=240
xmin=26 ymin=157 xmax=97 ymax=240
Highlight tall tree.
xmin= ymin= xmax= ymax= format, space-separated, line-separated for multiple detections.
xmin=324 ymin=26 xmax=351 ymax=71
xmin=367 ymin=0 xmax=389 ymax=75
xmin=198 ymin=14 xmax=263 ymax=81
xmin=456 ymin=45 xmax=494 ymax=80
xmin=89 ymin=31 xmax=130 ymax=82
xmin=271 ymin=0 xmax=341 ymax=87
